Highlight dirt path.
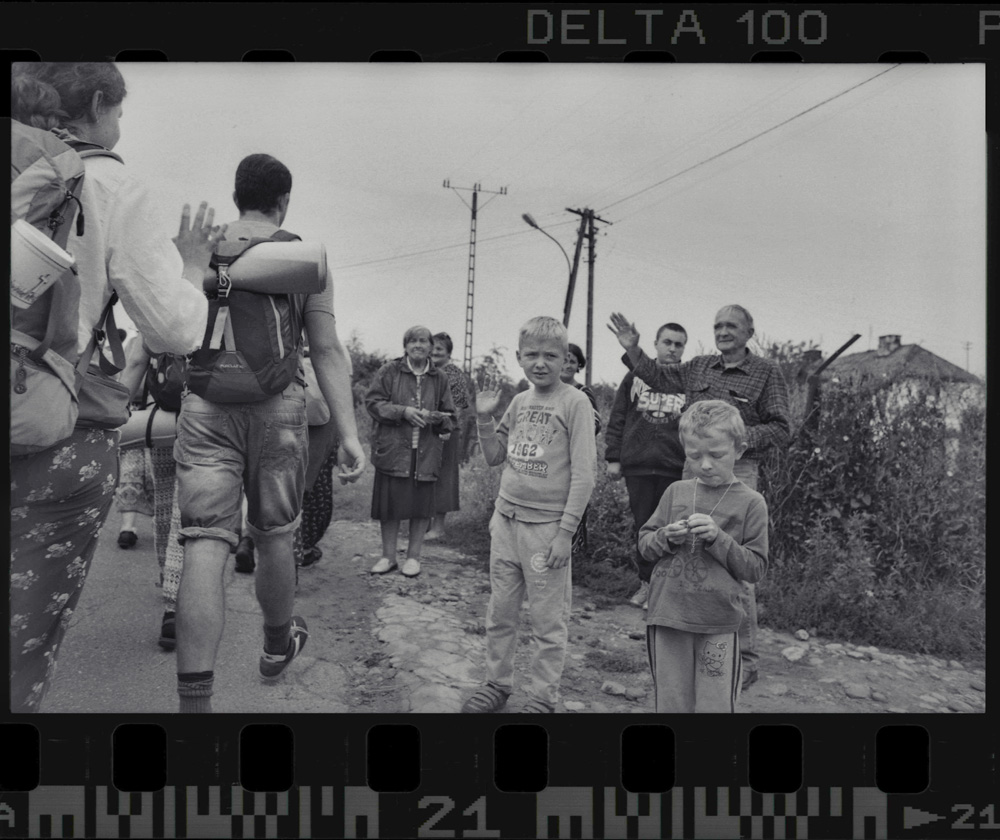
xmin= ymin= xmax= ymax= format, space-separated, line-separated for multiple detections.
xmin=304 ymin=520 xmax=987 ymax=715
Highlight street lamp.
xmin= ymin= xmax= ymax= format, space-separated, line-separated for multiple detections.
xmin=522 ymin=213 xmax=575 ymax=327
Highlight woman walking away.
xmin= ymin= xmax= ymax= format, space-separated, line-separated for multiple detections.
xmin=366 ymin=326 xmax=455 ymax=578
xmin=425 ymin=332 xmax=472 ymax=541
xmin=10 ymin=62 xmax=221 ymax=712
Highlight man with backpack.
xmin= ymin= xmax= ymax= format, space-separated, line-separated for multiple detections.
xmin=172 ymin=154 xmax=365 ymax=713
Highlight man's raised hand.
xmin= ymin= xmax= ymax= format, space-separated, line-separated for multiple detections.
xmin=607 ymin=312 xmax=640 ymax=351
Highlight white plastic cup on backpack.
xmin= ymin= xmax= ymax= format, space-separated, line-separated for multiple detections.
xmin=223 ymin=241 xmax=328 ymax=295
xmin=11 ymin=219 xmax=76 ymax=309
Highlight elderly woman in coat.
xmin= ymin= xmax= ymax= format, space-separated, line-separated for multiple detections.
xmin=366 ymin=326 xmax=455 ymax=577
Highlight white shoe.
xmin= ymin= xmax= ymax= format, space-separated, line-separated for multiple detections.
xmin=371 ymin=557 xmax=398 ymax=575
xmin=401 ymin=557 xmax=421 ymax=577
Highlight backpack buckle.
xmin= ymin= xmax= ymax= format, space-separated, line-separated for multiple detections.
xmin=217 ymin=266 xmax=232 ymax=299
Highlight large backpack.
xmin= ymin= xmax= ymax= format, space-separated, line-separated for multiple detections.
xmin=186 ymin=230 xmax=306 ymax=403
xmin=10 ymin=121 xmax=127 ymax=455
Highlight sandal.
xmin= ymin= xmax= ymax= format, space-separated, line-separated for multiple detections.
xmin=519 ymin=698 xmax=554 ymax=714
xmin=461 ymin=685 xmax=510 ymax=714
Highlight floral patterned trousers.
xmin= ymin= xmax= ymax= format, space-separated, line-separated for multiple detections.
xmin=10 ymin=428 xmax=120 ymax=712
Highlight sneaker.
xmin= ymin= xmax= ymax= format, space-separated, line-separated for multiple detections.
xmin=298 ymin=546 xmax=323 ymax=568
xmin=370 ymin=557 xmax=398 ymax=575
xmin=117 ymin=530 xmax=138 ymax=549
xmin=259 ymin=617 xmax=309 ymax=680
xmin=158 ymin=611 xmax=176 ymax=651
xmin=401 ymin=557 xmax=421 ymax=577
xmin=628 ymin=581 xmax=649 ymax=608
xmin=519 ymin=698 xmax=554 ymax=714
xmin=461 ymin=685 xmax=510 ymax=713
xmin=234 ymin=537 xmax=256 ymax=574
xmin=742 ymin=669 xmax=759 ymax=691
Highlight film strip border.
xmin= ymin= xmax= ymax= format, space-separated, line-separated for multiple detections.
xmin=4 ymin=785 xmax=1000 ymax=838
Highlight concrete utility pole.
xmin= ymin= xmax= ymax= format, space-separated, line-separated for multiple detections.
xmin=566 ymin=207 xmax=612 ymax=387
xmin=962 ymin=341 xmax=972 ymax=371
xmin=444 ymin=180 xmax=507 ymax=375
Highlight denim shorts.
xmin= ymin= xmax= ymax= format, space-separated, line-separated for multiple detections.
xmin=173 ymin=382 xmax=308 ymax=546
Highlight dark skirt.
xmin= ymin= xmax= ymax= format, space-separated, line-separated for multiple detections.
xmin=434 ymin=433 xmax=461 ymax=514
xmin=371 ymin=450 xmax=436 ymax=521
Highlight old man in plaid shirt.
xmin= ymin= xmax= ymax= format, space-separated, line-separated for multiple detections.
xmin=608 ymin=305 xmax=790 ymax=691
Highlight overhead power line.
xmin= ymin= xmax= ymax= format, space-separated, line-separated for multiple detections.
xmin=597 ymin=64 xmax=901 ymax=215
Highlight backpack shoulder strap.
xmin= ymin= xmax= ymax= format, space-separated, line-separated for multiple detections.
xmin=270 ymin=229 xmax=301 ymax=242
xmin=66 ymin=139 xmax=124 ymax=165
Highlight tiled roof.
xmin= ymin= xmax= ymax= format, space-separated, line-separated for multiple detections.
xmin=820 ymin=344 xmax=980 ymax=386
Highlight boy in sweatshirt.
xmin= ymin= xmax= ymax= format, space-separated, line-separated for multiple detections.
xmin=462 ymin=316 xmax=596 ymax=714
xmin=605 ymin=322 xmax=688 ymax=608
xmin=639 ymin=400 xmax=767 ymax=713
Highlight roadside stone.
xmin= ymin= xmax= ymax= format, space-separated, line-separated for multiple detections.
xmin=846 ymin=650 xmax=867 ymax=659
xmin=590 ymin=701 xmax=610 ymax=714
xmin=806 ymin=657 xmax=824 ymax=667
xmin=583 ymin=602 xmax=596 ymax=612
xmin=602 ymin=680 xmax=627 ymax=696
xmin=819 ymin=677 xmax=840 ymax=684
xmin=947 ymin=699 xmax=973 ymax=713
xmin=579 ymin=612 xmax=593 ymax=620
xmin=808 ymin=627 xmax=818 ymax=637
xmin=628 ymin=631 xmax=645 ymax=640
xmin=887 ymin=707 xmax=908 ymax=714
xmin=794 ymin=629 xmax=810 ymax=641
xmin=844 ymin=683 xmax=871 ymax=700
xmin=948 ymin=660 xmax=964 ymax=670
xmin=625 ymin=687 xmax=647 ymax=701
xmin=918 ymin=694 xmax=941 ymax=705
xmin=970 ymin=680 xmax=985 ymax=692
xmin=570 ymin=653 xmax=585 ymax=661
xmin=781 ymin=646 xmax=807 ymax=663
xmin=769 ymin=683 xmax=789 ymax=697
xmin=871 ymin=691 xmax=888 ymax=703
xmin=564 ymin=700 xmax=586 ymax=712
xmin=825 ymin=643 xmax=844 ymax=652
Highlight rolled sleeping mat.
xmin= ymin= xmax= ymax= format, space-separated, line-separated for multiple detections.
xmin=119 ymin=404 xmax=179 ymax=449
xmin=203 ymin=241 xmax=327 ymax=295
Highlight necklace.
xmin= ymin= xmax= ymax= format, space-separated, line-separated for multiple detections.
xmin=689 ymin=479 xmax=738 ymax=553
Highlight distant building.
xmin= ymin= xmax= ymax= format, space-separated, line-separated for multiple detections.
xmin=815 ymin=335 xmax=984 ymax=464
xmin=821 ymin=335 xmax=981 ymax=388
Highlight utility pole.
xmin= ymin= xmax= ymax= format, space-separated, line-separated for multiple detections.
xmin=962 ymin=341 xmax=972 ymax=371
xmin=566 ymin=207 xmax=612 ymax=387
xmin=444 ymin=180 xmax=507 ymax=375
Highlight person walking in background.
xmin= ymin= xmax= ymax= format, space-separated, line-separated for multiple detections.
xmin=462 ymin=317 xmax=596 ymax=714
xmin=559 ymin=343 xmax=601 ymax=558
xmin=10 ymin=61 xmax=219 ymax=712
xmin=638 ymin=401 xmax=768 ymax=712
xmin=426 ymin=331 xmax=472 ymax=542
xmin=172 ymin=153 xmax=365 ymax=713
xmin=605 ymin=323 xmax=688 ymax=610
xmin=608 ymin=305 xmax=789 ymax=691
xmin=367 ymin=326 xmax=455 ymax=578
xmin=293 ymin=348 xmax=349 ymax=569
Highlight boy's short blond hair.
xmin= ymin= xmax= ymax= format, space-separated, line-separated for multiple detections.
xmin=679 ymin=400 xmax=747 ymax=449
xmin=518 ymin=316 xmax=568 ymax=351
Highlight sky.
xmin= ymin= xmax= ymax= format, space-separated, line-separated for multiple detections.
xmin=113 ymin=62 xmax=986 ymax=383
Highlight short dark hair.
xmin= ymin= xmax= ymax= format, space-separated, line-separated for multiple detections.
xmin=432 ymin=332 xmax=453 ymax=356
xmin=234 ymin=154 xmax=292 ymax=213
xmin=655 ymin=322 xmax=687 ymax=342
xmin=567 ymin=343 xmax=586 ymax=369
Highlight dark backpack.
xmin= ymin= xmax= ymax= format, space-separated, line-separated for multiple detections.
xmin=146 ymin=352 xmax=188 ymax=412
xmin=186 ymin=230 xmax=305 ymax=403
xmin=10 ymin=121 xmax=126 ymax=454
